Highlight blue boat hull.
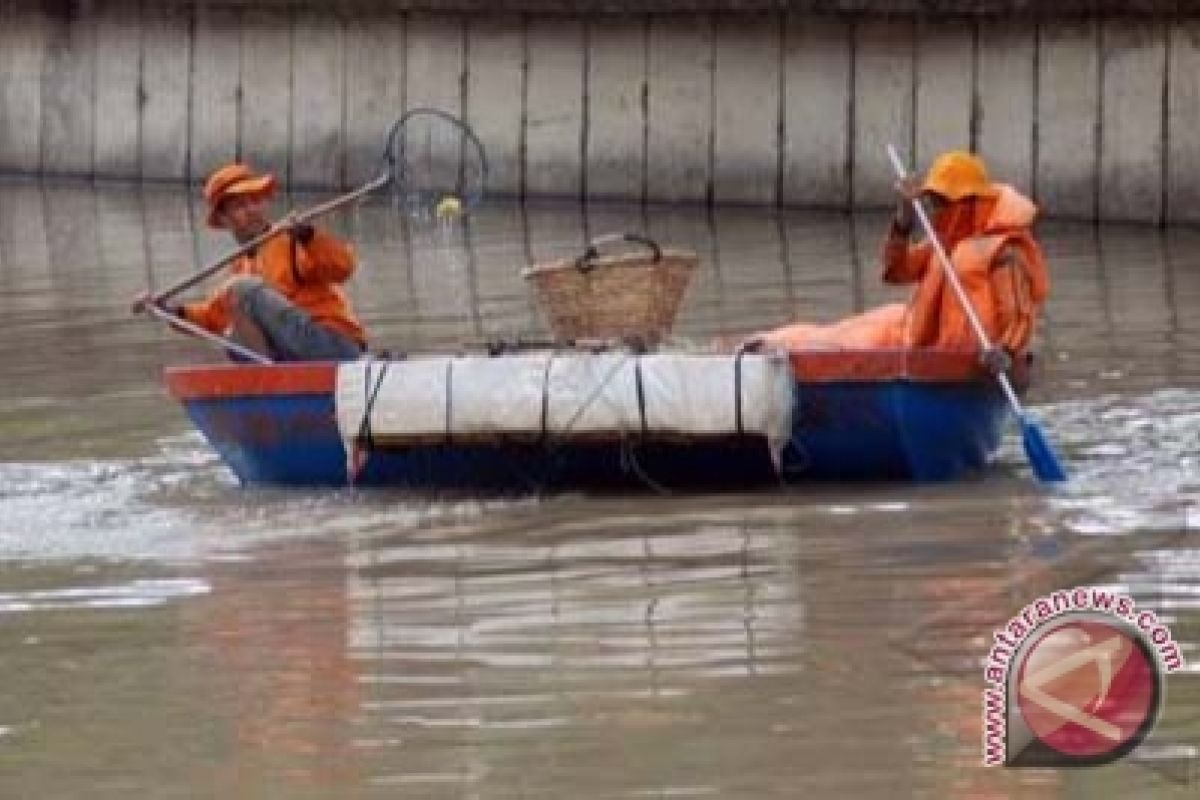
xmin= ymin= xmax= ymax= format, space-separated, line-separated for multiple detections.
xmin=172 ymin=361 xmax=1010 ymax=488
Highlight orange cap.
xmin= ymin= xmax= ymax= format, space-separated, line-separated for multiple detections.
xmin=203 ymin=163 xmax=276 ymax=228
xmin=921 ymin=151 xmax=998 ymax=202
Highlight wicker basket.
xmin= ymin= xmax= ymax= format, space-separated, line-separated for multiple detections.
xmin=522 ymin=233 xmax=698 ymax=346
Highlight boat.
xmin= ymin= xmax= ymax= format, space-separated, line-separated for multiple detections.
xmin=164 ymin=347 xmax=1015 ymax=489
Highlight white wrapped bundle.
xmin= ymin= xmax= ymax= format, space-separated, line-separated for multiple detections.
xmin=449 ymin=354 xmax=551 ymax=436
xmin=544 ymin=353 xmax=641 ymax=434
xmin=336 ymin=352 xmax=794 ymax=460
xmin=335 ymin=356 xmax=450 ymax=442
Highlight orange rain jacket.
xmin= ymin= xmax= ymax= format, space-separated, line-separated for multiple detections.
xmin=181 ymin=227 xmax=367 ymax=348
xmin=758 ymin=185 xmax=1049 ymax=353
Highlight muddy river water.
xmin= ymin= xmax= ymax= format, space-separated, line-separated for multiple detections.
xmin=0 ymin=179 xmax=1198 ymax=797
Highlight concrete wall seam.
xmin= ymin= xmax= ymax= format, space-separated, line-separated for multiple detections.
xmin=2 ymin=5 xmax=1198 ymax=223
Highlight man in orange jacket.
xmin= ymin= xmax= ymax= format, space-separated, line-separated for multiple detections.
xmin=133 ymin=164 xmax=367 ymax=362
xmin=745 ymin=151 xmax=1049 ymax=369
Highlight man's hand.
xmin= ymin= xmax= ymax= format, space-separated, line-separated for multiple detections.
xmin=131 ymin=292 xmax=185 ymax=322
xmin=979 ymin=346 xmax=1013 ymax=375
xmin=279 ymin=210 xmax=315 ymax=244
xmin=894 ymin=176 xmax=922 ymax=201
xmin=892 ymin=176 xmax=921 ymax=233
xmin=131 ymin=290 xmax=156 ymax=315
xmin=736 ymin=336 xmax=767 ymax=355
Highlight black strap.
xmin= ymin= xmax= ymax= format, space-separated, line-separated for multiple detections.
xmin=539 ymin=352 xmax=555 ymax=445
xmin=444 ymin=359 xmax=454 ymax=445
xmin=357 ymin=358 xmax=391 ymax=454
xmin=634 ymin=356 xmax=648 ymax=440
xmin=734 ymin=351 xmax=745 ymax=437
xmin=290 ymin=231 xmax=304 ymax=285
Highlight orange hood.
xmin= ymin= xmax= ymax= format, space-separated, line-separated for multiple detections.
xmin=977 ymin=184 xmax=1049 ymax=305
xmin=981 ymin=184 xmax=1037 ymax=235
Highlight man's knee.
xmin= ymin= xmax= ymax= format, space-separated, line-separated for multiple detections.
xmin=226 ymin=276 xmax=266 ymax=311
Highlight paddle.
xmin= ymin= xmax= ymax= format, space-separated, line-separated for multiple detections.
xmin=147 ymin=108 xmax=488 ymax=308
xmin=885 ymin=144 xmax=1067 ymax=484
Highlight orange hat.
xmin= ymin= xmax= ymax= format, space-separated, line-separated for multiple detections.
xmin=921 ymin=151 xmax=998 ymax=202
xmin=203 ymin=163 xmax=276 ymax=228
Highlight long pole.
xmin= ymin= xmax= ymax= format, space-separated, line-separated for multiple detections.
xmin=144 ymin=303 xmax=272 ymax=365
xmin=152 ymin=172 xmax=390 ymax=307
xmin=884 ymin=146 xmax=1024 ymax=412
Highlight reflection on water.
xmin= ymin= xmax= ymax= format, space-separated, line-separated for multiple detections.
xmin=344 ymin=507 xmax=804 ymax=794
xmin=0 ymin=577 xmax=209 ymax=613
xmin=0 ymin=179 xmax=1198 ymax=796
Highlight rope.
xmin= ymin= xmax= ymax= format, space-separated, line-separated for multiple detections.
xmin=620 ymin=440 xmax=672 ymax=496
xmin=633 ymin=356 xmax=648 ymax=440
xmin=551 ymin=349 xmax=635 ymax=440
xmin=359 ymin=358 xmax=391 ymax=451
xmin=538 ymin=347 xmax=670 ymax=495
xmin=348 ymin=346 xmax=773 ymax=493
xmin=350 ymin=357 xmax=391 ymax=483
xmin=290 ymin=230 xmax=303 ymax=285
xmin=778 ymin=357 xmax=808 ymax=486
xmin=539 ymin=347 xmax=651 ymax=491
xmin=734 ymin=349 xmax=745 ymax=436
xmin=444 ymin=358 xmax=455 ymax=446
xmin=539 ymin=350 xmax=556 ymax=444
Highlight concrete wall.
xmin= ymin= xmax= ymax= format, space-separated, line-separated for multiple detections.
xmin=23 ymin=2 xmax=1187 ymax=13
xmin=2 ymin=3 xmax=1199 ymax=222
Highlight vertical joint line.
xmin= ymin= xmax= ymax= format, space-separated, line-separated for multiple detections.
xmin=581 ymin=18 xmax=590 ymax=204
xmin=1095 ymin=19 xmax=1104 ymax=224
xmin=847 ymin=17 xmax=857 ymax=210
xmin=400 ymin=11 xmax=409 ymax=115
xmin=460 ymin=16 xmax=470 ymax=198
xmin=129 ymin=3 xmax=144 ymax=181
xmin=90 ymin=8 xmax=99 ymax=179
xmin=185 ymin=4 xmax=198 ymax=183
xmin=287 ymin=5 xmax=296 ymax=190
xmin=338 ymin=10 xmax=349 ymax=190
xmin=909 ymin=16 xmax=918 ymax=168
xmin=1161 ymin=19 xmax=1171 ymax=226
xmin=640 ymin=14 xmax=650 ymax=206
xmin=457 ymin=15 xmax=467 ymax=122
xmin=235 ymin=8 xmax=245 ymax=163
xmin=519 ymin=14 xmax=530 ymax=200
xmin=1031 ymin=20 xmax=1041 ymax=204
xmin=707 ymin=13 xmax=716 ymax=207
xmin=89 ymin=8 xmax=100 ymax=180
xmin=776 ymin=11 xmax=786 ymax=208
xmin=970 ymin=18 xmax=981 ymax=154
xmin=37 ymin=9 xmax=48 ymax=174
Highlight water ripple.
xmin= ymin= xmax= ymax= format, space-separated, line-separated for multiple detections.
xmin=0 ymin=577 xmax=210 ymax=613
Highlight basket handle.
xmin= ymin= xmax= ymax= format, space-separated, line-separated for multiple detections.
xmin=574 ymin=233 xmax=662 ymax=272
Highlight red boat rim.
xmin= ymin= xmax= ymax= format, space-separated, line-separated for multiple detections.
xmin=164 ymin=348 xmax=1014 ymax=401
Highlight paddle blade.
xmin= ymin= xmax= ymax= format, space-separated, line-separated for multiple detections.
xmin=1021 ymin=415 xmax=1068 ymax=484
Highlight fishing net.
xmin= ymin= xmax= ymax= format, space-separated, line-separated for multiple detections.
xmin=384 ymin=108 xmax=488 ymax=221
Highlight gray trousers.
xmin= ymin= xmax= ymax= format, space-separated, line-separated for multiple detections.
xmin=227 ymin=276 xmax=363 ymax=362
